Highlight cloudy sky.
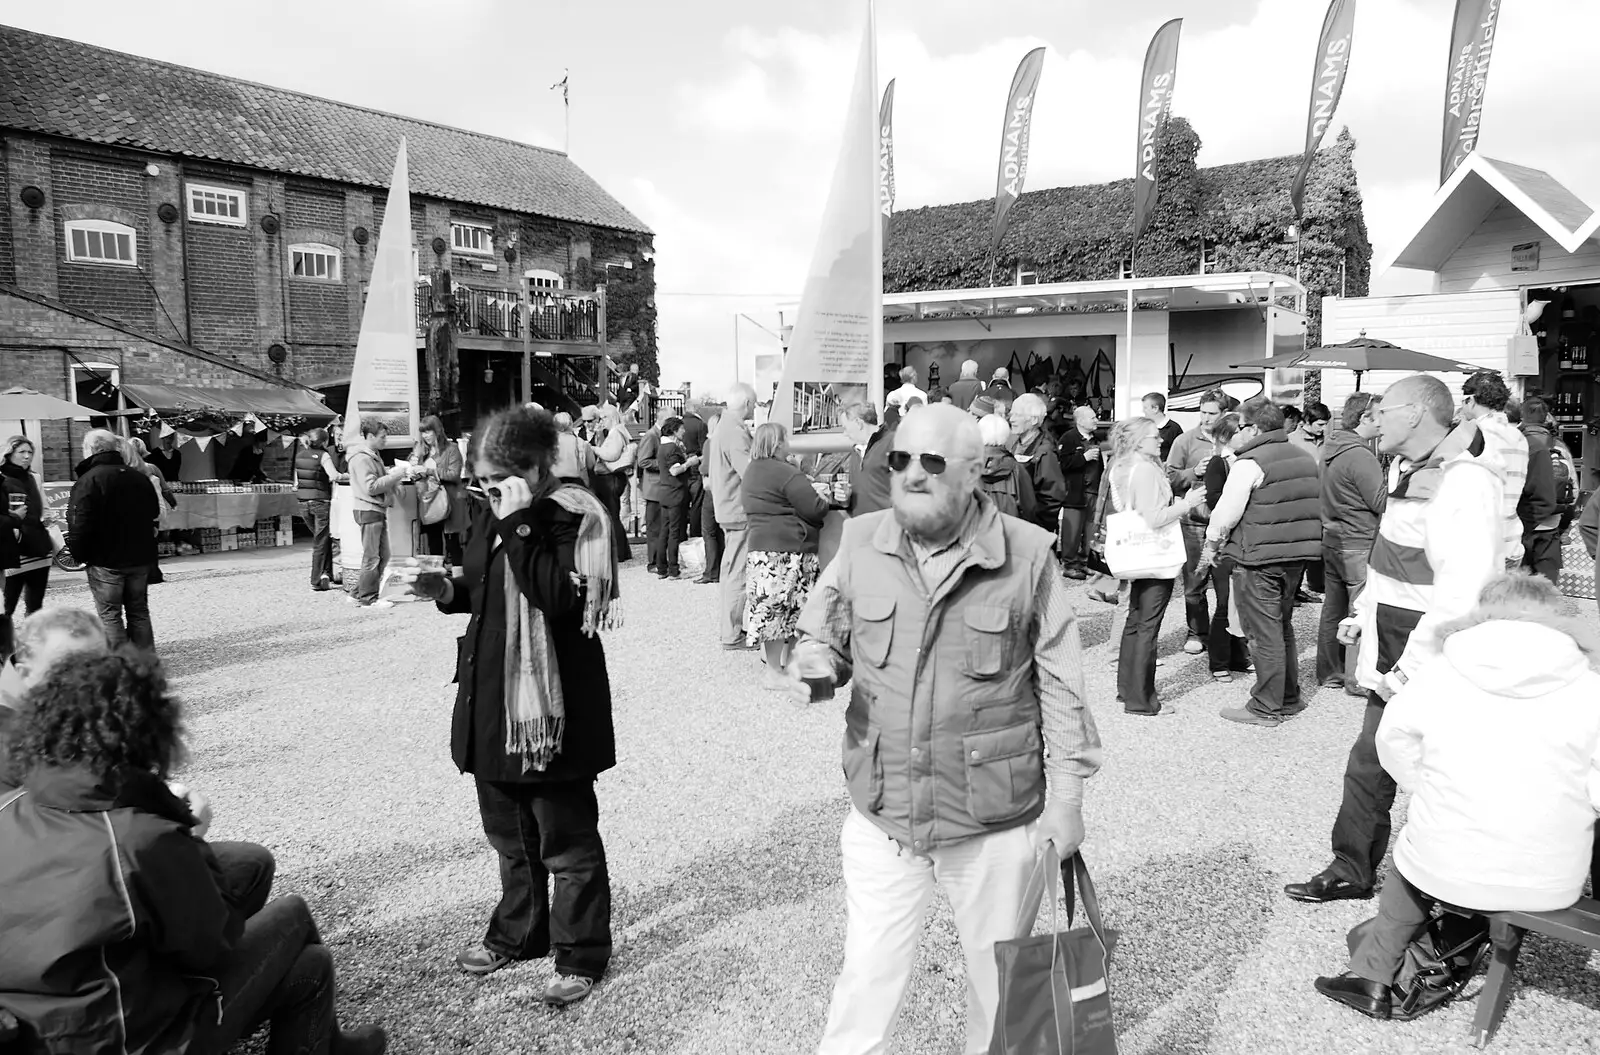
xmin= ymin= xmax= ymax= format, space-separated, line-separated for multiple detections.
xmin=12 ymin=0 xmax=1600 ymax=397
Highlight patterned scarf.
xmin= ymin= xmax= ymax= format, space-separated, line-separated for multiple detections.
xmin=502 ymin=484 xmax=622 ymax=773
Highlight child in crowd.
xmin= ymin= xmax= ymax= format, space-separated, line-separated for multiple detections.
xmin=1315 ymin=572 xmax=1600 ymax=1021
xmin=0 ymin=649 xmax=386 ymax=1054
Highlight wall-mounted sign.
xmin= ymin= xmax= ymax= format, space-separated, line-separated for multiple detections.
xmin=1511 ymin=240 xmax=1541 ymax=273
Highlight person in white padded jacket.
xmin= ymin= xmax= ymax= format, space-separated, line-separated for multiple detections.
xmin=1314 ymin=571 xmax=1600 ymax=1020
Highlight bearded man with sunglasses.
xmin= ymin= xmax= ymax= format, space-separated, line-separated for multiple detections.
xmin=789 ymin=404 xmax=1103 ymax=1055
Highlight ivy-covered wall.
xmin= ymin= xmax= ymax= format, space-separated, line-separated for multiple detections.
xmin=884 ymin=116 xmax=1372 ymax=356
xmin=585 ymin=231 xmax=659 ymax=384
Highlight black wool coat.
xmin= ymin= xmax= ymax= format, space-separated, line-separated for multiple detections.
xmin=440 ymin=493 xmax=616 ymax=783
xmin=1057 ymin=427 xmax=1103 ymax=511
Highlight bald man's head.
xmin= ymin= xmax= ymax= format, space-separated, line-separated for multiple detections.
xmin=1377 ymin=374 xmax=1455 ymax=458
xmin=725 ymin=383 xmax=757 ymax=418
xmin=890 ymin=404 xmax=982 ymax=542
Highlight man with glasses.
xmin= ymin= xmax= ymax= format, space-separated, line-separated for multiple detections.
xmin=790 ymin=404 xmax=1102 ymax=1055
xmin=1286 ymin=376 xmax=1502 ymax=939
xmin=1198 ymin=398 xmax=1323 ymax=727
xmin=1165 ymin=389 xmax=1226 ymax=654
xmin=1315 ymin=393 xmax=1386 ymax=696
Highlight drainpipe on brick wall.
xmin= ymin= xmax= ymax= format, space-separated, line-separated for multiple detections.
xmin=177 ymin=168 xmax=194 ymax=343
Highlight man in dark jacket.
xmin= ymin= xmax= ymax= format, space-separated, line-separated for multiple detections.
xmin=1008 ymin=394 xmax=1067 ymax=538
xmin=66 ymin=429 xmax=159 ymax=651
xmin=1057 ymin=406 xmax=1103 ymax=579
xmin=679 ymin=405 xmax=709 ymax=540
xmin=1517 ymin=396 xmax=1563 ymax=585
xmin=842 ymin=401 xmax=894 ymax=518
xmin=1165 ymin=390 xmax=1226 ymax=651
xmin=634 ymin=422 xmax=664 ymax=572
xmin=1316 ymin=393 xmax=1386 ymax=696
xmin=1200 ymin=399 xmax=1323 ymax=726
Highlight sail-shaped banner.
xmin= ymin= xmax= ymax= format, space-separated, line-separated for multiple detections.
xmin=1291 ymin=0 xmax=1357 ymax=219
xmin=345 ymin=138 xmax=420 ymax=449
xmin=988 ymin=47 xmax=1046 ymax=261
xmin=879 ymin=79 xmax=896 ymax=243
xmin=1132 ymin=18 xmax=1182 ymax=244
xmin=771 ymin=2 xmax=883 ymax=426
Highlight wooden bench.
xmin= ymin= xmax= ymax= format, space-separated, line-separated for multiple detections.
xmin=1472 ymin=897 xmax=1600 ymax=1047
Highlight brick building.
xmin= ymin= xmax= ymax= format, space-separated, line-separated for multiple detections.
xmin=0 ymin=25 xmax=654 ymax=477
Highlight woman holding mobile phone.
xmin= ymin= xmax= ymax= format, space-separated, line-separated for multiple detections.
xmin=405 ymin=405 xmax=621 ymax=1007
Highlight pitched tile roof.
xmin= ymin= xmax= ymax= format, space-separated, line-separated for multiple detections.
xmin=0 ymin=24 xmax=651 ymax=235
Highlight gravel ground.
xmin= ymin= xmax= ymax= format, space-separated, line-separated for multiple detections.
xmin=40 ymin=546 xmax=1600 ymax=1054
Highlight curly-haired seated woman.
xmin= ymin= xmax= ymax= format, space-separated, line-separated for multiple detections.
xmin=0 ymin=649 xmax=385 ymax=1055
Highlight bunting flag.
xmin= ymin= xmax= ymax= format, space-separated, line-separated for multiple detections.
xmin=988 ymin=47 xmax=1046 ymax=264
xmin=192 ymin=434 xmax=213 ymax=452
xmin=1291 ymin=0 xmax=1357 ymax=219
xmin=1132 ymin=18 xmax=1183 ymax=245
xmin=879 ymin=79 xmax=896 ymax=243
xmin=280 ymin=434 xmax=296 ymax=448
xmin=1440 ymin=0 xmax=1501 ymax=184
xmin=771 ymin=0 xmax=883 ymax=426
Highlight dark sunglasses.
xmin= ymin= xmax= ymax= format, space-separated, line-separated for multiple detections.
xmin=887 ymin=450 xmax=962 ymax=475
xmin=466 ymin=476 xmax=509 ymax=502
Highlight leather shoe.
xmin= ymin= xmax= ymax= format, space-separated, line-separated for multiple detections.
xmin=1062 ymin=565 xmax=1087 ymax=580
xmin=1284 ymin=870 xmax=1374 ymax=904
xmin=694 ymin=575 xmax=719 ymax=584
xmin=337 ymin=1026 xmax=389 ymax=1054
xmin=1313 ymin=972 xmax=1392 ymax=1019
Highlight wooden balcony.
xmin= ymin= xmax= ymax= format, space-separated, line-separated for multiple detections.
xmin=415 ymin=271 xmax=601 ymax=347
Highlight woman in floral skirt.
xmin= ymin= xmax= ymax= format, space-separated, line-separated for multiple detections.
xmin=739 ymin=422 xmax=830 ymax=691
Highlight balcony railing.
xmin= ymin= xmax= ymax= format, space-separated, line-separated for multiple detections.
xmin=416 ymin=272 xmax=601 ymax=344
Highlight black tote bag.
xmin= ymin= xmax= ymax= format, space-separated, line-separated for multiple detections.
xmin=989 ymin=850 xmax=1120 ymax=1055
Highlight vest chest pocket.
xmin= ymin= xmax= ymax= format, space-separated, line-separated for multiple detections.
xmin=854 ymin=595 xmax=895 ymax=668
xmin=961 ymin=604 xmax=1011 ymax=679
xmin=962 ymin=721 xmax=1044 ymax=825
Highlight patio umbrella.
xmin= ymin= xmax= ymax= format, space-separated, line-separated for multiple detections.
xmin=0 ymin=387 xmax=101 ymax=420
xmin=1231 ymin=335 xmax=1480 ymax=390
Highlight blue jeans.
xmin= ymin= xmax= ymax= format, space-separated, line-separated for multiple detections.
xmin=303 ymin=500 xmax=333 ymax=587
xmin=1316 ymin=544 xmax=1369 ymax=690
xmin=85 ymin=565 xmax=154 ymax=651
xmin=1231 ymin=562 xmax=1305 ymax=718
xmin=1179 ymin=520 xmax=1211 ymax=640
xmin=354 ymin=510 xmax=389 ymax=604
xmin=186 ymin=895 xmax=336 ymax=1055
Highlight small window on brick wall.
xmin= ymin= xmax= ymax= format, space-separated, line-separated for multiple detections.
xmin=451 ymin=222 xmax=493 ymax=256
xmin=187 ymin=183 xmax=247 ymax=226
xmin=290 ymin=243 xmax=342 ymax=282
xmin=65 ymin=220 xmax=137 ymax=266
xmin=525 ymin=268 xmax=563 ymax=290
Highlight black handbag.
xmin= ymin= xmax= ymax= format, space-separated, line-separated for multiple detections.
xmin=1345 ymin=907 xmax=1491 ymax=1021
xmin=989 ymin=850 xmax=1119 ymax=1054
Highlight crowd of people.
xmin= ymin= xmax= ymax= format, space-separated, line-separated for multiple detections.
xmin=0 ymin=360 xmax=1597 ymax=1053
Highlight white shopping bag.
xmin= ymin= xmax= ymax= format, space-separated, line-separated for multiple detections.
xmin=679 ymin=537 xmax=706 ymax=577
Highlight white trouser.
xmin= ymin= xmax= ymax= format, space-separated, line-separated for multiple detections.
xmin=817 ymin=808 xmax=1038 ymax=1055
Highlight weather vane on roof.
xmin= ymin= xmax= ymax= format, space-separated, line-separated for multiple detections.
xmin=551 ymin=69 xmax=569 ymax=153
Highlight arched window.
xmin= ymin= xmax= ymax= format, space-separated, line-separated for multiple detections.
xmin=64 ymin=220 xmax=137 ymax=266
xmin=290 ymin=243 xmax=342 ymax=282
xmin=525 ymin=268 xmax=564 ymax=291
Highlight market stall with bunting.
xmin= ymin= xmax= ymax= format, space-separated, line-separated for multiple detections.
xmin=119 ymin=382 xmax=337 ymax=551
